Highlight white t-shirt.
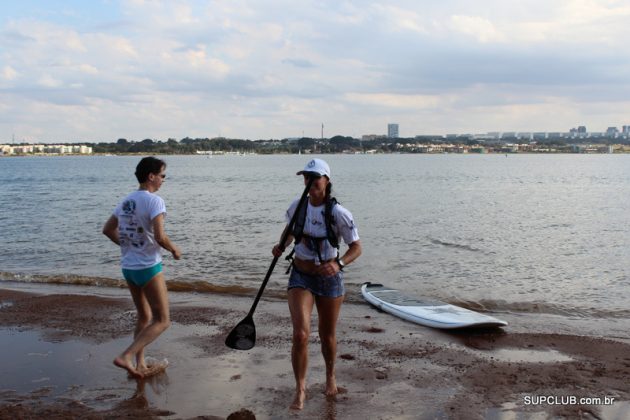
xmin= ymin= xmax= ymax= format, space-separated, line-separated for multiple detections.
xmin=286 ymin=198 xmax=360 ymax=263
xmin=113 ymin=190 xmax=166 ymax=270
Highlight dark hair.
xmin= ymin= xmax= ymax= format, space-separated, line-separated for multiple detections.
xmin=325 ymin=182 xmax=333 ymax=199
xmin=135 ymin=156 xmax=166 ymax=183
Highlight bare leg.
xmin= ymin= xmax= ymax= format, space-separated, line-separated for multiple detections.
xmin=315 ymin=295 xmax=344 ymax=397
xmin=288 ymin=288 xmax=315 ymax=410
xmin=114 ymin=273 xmax=170 ymax=378
xmin=128 ymin=283 xmax=153 ymax=373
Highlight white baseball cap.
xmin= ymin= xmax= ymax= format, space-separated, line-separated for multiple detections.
xmin=296 ymin=158 xmax=331 ymax=178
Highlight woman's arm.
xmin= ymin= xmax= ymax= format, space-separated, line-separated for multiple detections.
xmin=317 ymin=239 xmax=362 ymax=277
xmin=272 ymin=225 xmax=294 ymax=257
xmin=153 ymin=213 xmax=182 ymax=259
xmin=102 ymin=215 xmax=120 ymax=245
xmin=338 ymin=240 xmax=362 ymax=267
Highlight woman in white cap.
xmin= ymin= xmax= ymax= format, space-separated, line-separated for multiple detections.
xmin=272 ymin=158 xmax=362 ymax=410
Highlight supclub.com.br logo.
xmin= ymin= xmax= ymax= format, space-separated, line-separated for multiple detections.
xmin=524 ymin=395 xmax=615 ymax=406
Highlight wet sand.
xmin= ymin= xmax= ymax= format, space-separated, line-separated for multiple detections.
xmin=1 ymin=286 xmax=630 ymax=419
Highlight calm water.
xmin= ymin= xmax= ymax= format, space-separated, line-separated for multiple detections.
xmin=1 ymin=154 xmax=629 ymax=321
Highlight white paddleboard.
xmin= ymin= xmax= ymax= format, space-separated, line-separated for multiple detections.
xmin=361 ymin=282 xmax=507 ymax=329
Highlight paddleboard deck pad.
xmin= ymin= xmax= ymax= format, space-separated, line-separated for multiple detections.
xmin=361 ymin=282 xmax=507 ymax=329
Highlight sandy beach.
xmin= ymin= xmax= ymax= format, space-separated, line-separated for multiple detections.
xmin=1 ymin=285 xmax=629 ymax=419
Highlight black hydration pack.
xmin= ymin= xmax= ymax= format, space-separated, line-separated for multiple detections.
xmin=285 ymin=197 xmax=339 ymax=272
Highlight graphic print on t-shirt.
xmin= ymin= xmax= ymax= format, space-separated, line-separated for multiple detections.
xmin=122 ymin=199 xmax=136 ymax=214
xmin=119 ymin=199 xmax=146 ymax=249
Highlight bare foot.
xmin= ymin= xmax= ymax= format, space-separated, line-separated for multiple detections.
xmin=114 ymin=355 xmax=143 ymax=379
xmin=289 ymin=389 xmax=306 ymax=410
xmin=325 ymin=376 xmax=338 ymax=397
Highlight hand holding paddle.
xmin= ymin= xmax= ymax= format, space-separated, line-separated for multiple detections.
xmin=225 ymin=176 xmax=315 ymax=350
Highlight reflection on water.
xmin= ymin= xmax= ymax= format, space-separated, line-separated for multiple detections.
xmin=482 ymin=348 xmax=573 ymax=363
xmin=0 ymin=328 xmax=128 ymax=398
xmin=600 ymin=400 xmax=630 ymax=419
xmin=1 ymin=154 xmax=630 ymax=322
xmin=0 ymin=325 xmax=284 ymax=418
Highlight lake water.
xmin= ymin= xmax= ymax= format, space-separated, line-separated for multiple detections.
xmin=1 ymin=154 xmax=629 ymax=330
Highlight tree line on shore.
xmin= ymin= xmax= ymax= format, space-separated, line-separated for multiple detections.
xmin=85 ymin=134 xmax=629 ymax=154
xmin=94 ymin=136 xmax=366 ymax=154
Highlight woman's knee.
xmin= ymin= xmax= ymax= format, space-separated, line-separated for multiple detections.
xmin=318 ymin=330 xmax=336 ymax=345
xmin=292 ymin=328 xmax=310 ymax=346
xmin=158 ymin=315 xmax=171 ymax=329
xmin=161 ymin=319 xmax=171 ymax=331
xmin=137 ymin=315 xmax=152 ymax=330
xmin=150 ymin=310 xmax=170 ymax=330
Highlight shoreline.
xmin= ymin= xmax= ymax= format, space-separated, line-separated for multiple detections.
xmin=3 ymin=151 xmax=630 ymax=157
xmin=1 ymin=285 xmax=630 ymax=419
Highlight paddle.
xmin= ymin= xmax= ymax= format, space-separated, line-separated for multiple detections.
xmin=225 ymin=175 xmax=316 ymax=350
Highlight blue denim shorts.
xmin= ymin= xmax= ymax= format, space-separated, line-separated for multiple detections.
xmin=288 ymin=266 xmax=345 ymax=298
xmin=122 ymin=263 xmax=163 ymax=288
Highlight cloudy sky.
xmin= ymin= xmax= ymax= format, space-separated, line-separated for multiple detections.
xmin=2 ymin=0 xmax=630 ymax=143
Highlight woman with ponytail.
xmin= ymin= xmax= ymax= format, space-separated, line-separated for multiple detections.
xmin=272 ymin=158 xmax=362 ymax=410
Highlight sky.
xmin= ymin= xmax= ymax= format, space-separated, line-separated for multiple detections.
xmin=1 ymin=0 xmax=630 ymax=143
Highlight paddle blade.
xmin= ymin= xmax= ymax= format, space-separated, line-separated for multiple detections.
xmin=225 ymin=316 xmax=256 ymax=350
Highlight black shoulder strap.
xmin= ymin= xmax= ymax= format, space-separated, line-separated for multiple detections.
xmin=325 ymin=197 xmax=339 ymax=248
xmin=285 ymin=200 xmax=308 ymax=273
xmin=291 ymin=196 xmax=309 ymax=244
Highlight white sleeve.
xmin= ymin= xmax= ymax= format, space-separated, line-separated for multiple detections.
xmin=334 ymin=205 xmax=360 ymax=245
xmin=150 ymin=196 xmax=167 ymax=221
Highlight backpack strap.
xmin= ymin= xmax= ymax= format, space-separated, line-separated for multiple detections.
xmin=291 ymin=195 xmax=309 ymax=244
xmin=325 ymin=197 xmax=339 ymax=249
xmin=284 ymin=248 xmax=296 ymax=274
xmin=285 ymin=196 xmax=310 ymax=273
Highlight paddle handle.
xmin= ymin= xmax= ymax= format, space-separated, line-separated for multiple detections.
xmin=246 ymin=176 xmax=315 ymax=317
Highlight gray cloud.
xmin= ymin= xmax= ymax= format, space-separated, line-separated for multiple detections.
xmin=1 ymin=0 xmax=630 ymax=142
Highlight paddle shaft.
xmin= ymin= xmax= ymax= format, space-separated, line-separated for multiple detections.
xmin=245 ymin=176 xmax=315 ymax=318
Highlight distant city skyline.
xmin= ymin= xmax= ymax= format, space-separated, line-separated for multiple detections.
xmin=4 ymin=121 xmax=630 ymax=144
xmin=2 ymin=1 xmax=630 ymax=143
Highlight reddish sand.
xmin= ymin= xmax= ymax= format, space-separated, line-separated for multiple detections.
xmin=0 ymin=287 xmax=629 ymax=419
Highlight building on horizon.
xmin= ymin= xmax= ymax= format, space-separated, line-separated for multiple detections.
xmin=606 ymin=127 xmax=619 ymax=137
xmin=388 ymin=123 xmax=399 ymax=138
xmin=0 ymin=144 xmax=93 ymax=155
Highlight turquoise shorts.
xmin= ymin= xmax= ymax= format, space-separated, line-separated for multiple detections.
xmin=122 ymin=263 xmax=163 ymax=288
